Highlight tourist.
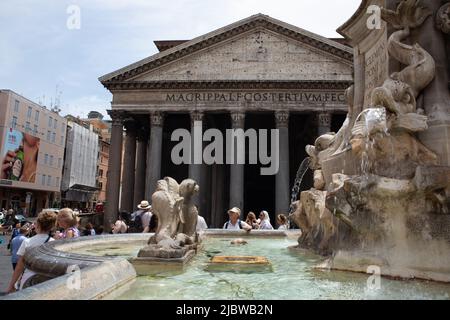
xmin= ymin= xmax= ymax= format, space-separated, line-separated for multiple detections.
xmin=11 ymin=225 xmax=29 ymax=270
xmin=148 ymin=214 xmax=158 ymax=233
xmin=95 ymin=225 xmax=105 ymax=235
xmin=7 ymin=220 xmax=21 ymax=252
xmin=6 ymin=211 xmax=57 ymax=292
xmin=245 ymin=212 xmax=259 ymax=229
xmin=223 ymin=207 xmax=252 ymax=231
xmin=259 ymin=211 xmax=274 ymax=230
xmin=54 ymin=208 xmax=80 ymax=239
xmin=196 ymin=215 xmax=208 ymax=232
xmin=82 ymin=223 xmax=96 ymax=236
xmin=112 ymin=211 xmax=128 ymax=234
xmin=276 ymin=214 xmax=289 ymax=230
xmin=129 ymin=201 xmax=152 ymax=233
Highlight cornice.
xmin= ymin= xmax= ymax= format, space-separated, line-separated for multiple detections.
xmin=105 ymin=80 xmax=354 ymax=91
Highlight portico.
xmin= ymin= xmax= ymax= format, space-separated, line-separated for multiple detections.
xmin=100 ymin=14 xmax=353 ymax=229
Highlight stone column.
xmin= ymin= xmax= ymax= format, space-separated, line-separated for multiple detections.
xmin=104 ymin=111 xmax=124 ymax=231
xmin=229 ymin=111 xmax=245 ymax=216
xmin=133 ymin=129 xmax=148 ymax=207
xmin=317 ymin=112 xmax=332 ymax=136
xmin=275 ymin=110 xmax=290 ymax=215
xmin=145 ymin=111 xmax=164 ymax=200
xmin=189 ymin=111 xmax=204 ymax=206
xmin=120 ymin=121 xmax=137 ymax=213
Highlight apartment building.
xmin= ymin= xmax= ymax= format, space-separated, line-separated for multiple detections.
xmin=84 ymin=111 xmax=111 ymax=205
xmin=0 ymin=89 xmax=67 ymax=216
xmin=61 ymin=116 xmax=99 ymax=210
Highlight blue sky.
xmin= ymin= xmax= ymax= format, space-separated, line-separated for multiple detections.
xmin=0 ymin=0 xmax=361 ymax=119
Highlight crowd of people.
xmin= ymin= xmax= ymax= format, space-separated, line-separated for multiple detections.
xmin=2 ymin=200 xmax=289 ymax=293
xmin=223 ymin=207 xmax=289 ymax=231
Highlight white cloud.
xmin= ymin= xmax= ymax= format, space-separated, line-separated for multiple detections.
xmin=61 ymin=94 xmax=111 ymax=119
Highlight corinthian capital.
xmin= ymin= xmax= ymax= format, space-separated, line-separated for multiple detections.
xmin=190 ymin=111 xmax=204 ymax=126
xmin=275 ymin=110 xmax=290 ymax=128
xmin=230 ymin=111 xmax=245 ymax=128
xmin=108 ymin=110 xmax=125 ymax=126
xmin=150 ymin=111 xmax=164 ymax=127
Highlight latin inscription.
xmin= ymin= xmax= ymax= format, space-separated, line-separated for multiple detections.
xmin=166 ymin=92 xmax=346 ymax=103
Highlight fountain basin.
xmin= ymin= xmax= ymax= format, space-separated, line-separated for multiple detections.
xmin=2 ymin=230 xmax=450 ymax=300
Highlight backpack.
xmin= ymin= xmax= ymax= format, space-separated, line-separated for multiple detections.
xmin=224 ymin=220 xmax=242 ymax=229
xmin=128 ymin=212 xmax=144 ymax=233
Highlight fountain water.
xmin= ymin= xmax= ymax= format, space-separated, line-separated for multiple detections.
xmin=289 ymin=157 xmax=311 ymax=214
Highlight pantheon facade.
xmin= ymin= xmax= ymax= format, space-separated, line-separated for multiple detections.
xmin=99 ymin=14 xmax=353 ymax=228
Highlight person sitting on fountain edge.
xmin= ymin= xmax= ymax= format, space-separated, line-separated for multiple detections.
xmin=258 ymin=211 xmax=274 ymax=230
xmin=223 ymin=207 xmax=252 ymax=231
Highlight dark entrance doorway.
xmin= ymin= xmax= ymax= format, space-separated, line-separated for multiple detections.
xmin=161 ymin=113 xmax=190 ymax=183
xmin=243 ymin=113 xmax=276 ymax=222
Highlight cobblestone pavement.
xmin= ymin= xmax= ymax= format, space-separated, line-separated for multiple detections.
xmin=0 ymin=232 xmax=13 ymax=295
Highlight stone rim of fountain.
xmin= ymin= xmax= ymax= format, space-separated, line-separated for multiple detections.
xmin=1 ymin=230 xmax=300 ymax=300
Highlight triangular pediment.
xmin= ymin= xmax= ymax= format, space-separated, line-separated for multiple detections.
xmin=99 ymin=14 xmax=353 ymax=85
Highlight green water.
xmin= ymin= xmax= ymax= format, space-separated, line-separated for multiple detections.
xmin=76 ymin=237 xmax=450 ymax=300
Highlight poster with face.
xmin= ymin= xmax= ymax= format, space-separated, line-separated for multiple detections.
xmin=1 ymin=128 xmax=40 ymax=184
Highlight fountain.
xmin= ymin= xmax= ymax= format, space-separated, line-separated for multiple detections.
xmin=291 ymin=0 xmax=450 ymax=283
xmin=2 ymin=0 xmax=450 ymax=301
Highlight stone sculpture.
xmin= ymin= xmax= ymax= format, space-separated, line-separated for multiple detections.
xmin=293 ymin=0 xmax=450 ymax=282
xmin=138 ymin=177 xmax=200 ymax=259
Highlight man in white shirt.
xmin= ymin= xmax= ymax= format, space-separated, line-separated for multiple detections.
xmin=196 ymin=215 xmax=208 ymax=232
xmin=223 ymin=207 xmax=251 ymax=231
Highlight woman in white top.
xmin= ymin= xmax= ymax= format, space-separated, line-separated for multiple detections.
xmin=7 ymin=211 xmax=57 ymax=293
xmin=258 ymin=211 xmax=274 ymax=230
xmin=277 ymin=214 xmax=289 ymax=230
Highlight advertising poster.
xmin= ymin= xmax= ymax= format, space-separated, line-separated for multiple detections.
xmin=1 ymin=128 xmax=40 ymax=184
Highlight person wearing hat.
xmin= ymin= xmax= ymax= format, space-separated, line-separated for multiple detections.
xmin=223 ymin=207 xmax=252 ymax=231
xmin=129 ymin=200 xmax=152 ymax=233
xmin=10 ymin=224 xmax=29 ymax=270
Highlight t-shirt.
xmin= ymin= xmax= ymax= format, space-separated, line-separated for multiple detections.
xmin=11 ymin=235 xmax=27 ymax=264
xmin=112 ymin=220 xmax=128 ymax=234
xmin=16 ymin=234 xmax=53 ymax=289
xmin=223 ymin=220 xmax=241 ymax=230
xmin=259 ymin=220 xmax=274 ymax=230
xmin=141 ymin=212 xmax=152 ymax=230
xmin=196 ymin=216 xmax=208 ymax=231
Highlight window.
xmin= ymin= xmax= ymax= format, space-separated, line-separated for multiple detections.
xmin=33 ymin=125 xmax=38 ymax=136
xmin=58 ymin=158 xmax=62 ymax=168
xmin=50 ymin=155 xmax=54 ymax=166
xmin=27 ymin=106 xmax=32 ymax=118
xmin=99 ymin=169 xmax=103 ymax=177
xmin=11 ymin=116 xmax=18 ymax=129
xmin=52 ymin=132 xmax=56 ymax=143
xmin=47 ymin=130 xmax=51 ymax=141
xmin=44 ymin=154 xmax=49 ymax=165
xmin=35 ymin=110 xmax=40 ymax=122
xmin=42 ymin=174 xmax=46 ymax=185
xmin=47 ymin=175 xmax=51 ymax=186
xmin=99 ymin=182 xmax=103 ymax=190
xmin=60 ymin=135 xmax=64 ymax=145
xmin=48 ymin=117 xmax=53 ymax=128
xmin=61 ymin=122 xmax=65 ymax=132
xmin=14 ymin=100 xmax=19 ymax=112
xmin=25 ymin=122 xmax=31 ymax=133
xmin=56 ymin=177 xmax=60 ymax=187
xmin=54 ymin=119 xmax=57 ymax=129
